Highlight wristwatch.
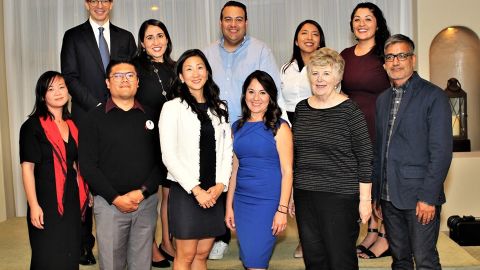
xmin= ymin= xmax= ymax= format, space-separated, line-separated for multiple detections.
xmin=140 ymin=186 xmax=149 ymax=199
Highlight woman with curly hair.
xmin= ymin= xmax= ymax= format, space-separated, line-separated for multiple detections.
xmin=225 ymin=70 xmax=293 ymax=269
xmin=340 ymin=2 xmax=391 ymax=259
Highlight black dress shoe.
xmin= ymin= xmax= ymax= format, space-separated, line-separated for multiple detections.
xmin=159 ymin=245 xmax=174 ymax=261
xmin=79 ymin=249 xmax=96 ymax=265
xmin=152 ymin=259 xmax=170 ymax=268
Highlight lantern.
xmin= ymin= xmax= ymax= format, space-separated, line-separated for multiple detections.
xmin=444 ymin=78 xmax=470 ymax=151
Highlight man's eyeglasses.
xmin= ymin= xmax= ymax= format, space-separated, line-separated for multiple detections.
xmin=384 ymin=52 xmax=414 ymax=62
xmin=88 ymin=0 xmax=111 ymax=6
xmin=109 ymin=72 xmax=137 ymax=82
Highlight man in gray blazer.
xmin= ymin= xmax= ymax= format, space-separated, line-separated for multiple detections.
xmin=60 ymin=0 xmax=136 ymax=265
xmin=373 ymin=34 xmax=452 ymax=269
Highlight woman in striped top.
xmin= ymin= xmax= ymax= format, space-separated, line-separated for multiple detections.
xmin=291 ymin=47 xmax=373 ymax=270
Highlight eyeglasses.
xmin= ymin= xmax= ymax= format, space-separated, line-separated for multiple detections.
xmin=109 ymin=72 xmax=137 ymax=82
xmin=384 ymin=52 xmax=414 ymax=62
xmin=88 ymin=0 xmax=111 ymax=6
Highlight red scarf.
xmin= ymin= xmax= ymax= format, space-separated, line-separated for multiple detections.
xmin=39 ymin=116 xmax=89 ymax=219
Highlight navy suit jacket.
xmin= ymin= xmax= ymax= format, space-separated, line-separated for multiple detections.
xmin=373 ymin=72 xmax=452 ymax=209
xmin=60 ymin=20 xmax=136 ymax=124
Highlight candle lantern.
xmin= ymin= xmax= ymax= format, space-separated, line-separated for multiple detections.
xmin=444 ymin=78 xmax=470 ymax=152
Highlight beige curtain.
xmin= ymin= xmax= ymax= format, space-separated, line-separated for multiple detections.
xmin=3 ymin=0 xmax=412 ymax=216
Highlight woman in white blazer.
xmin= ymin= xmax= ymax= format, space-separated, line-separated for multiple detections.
xmin=159 ymin=49 xmax=232 ymax=270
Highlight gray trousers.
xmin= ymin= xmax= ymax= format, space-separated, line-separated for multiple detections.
xmin=94 ymin=194 xmax=158 ymax=270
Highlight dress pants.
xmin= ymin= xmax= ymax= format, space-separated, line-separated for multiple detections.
xmin=81 ymin=205 xmax=95 ymax=251
xmin=381 ymin=200 xmax=442 ymax=270
xmin=294 ymin=189 xmax=359 ymax=270
xmin=94 ymin=194 xmax=158 ymax=270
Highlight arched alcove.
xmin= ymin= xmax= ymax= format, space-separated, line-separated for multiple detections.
xmin=430 ymin=26 xmax=480 ymax=151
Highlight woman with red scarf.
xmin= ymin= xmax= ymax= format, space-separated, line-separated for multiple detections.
xmin=20 ymin=71 xmax=88 ymax=269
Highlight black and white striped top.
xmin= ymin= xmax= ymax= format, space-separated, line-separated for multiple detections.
xmin=293 ymin=99 xmax=373 ymax=195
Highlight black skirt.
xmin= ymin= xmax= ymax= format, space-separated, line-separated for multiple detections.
xmin=168 ymin=182 xmax=226 ymax=239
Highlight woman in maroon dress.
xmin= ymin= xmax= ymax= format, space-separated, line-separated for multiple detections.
xmin=340 ymin=2 xmax=391 ymax=259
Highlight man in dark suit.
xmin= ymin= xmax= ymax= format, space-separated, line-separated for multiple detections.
xmin=61 ymin=0 xmax=136 ymax=125
xmin=60 ymin=0 xmax=136 ymax=265
xmin=373 ymin=34 xmax=452 ymax=270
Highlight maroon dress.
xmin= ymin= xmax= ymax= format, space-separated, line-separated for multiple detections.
xmin=341 ymin=45 xmax=391 ymax=142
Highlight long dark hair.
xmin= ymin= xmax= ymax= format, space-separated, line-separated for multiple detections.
xmin=171 ymin=49 xmax=229 ymax=123
xmin=237 ymin=70 xmax=282 ymax=135
xmin=29 ymin=71 xmax=70 ymax=120
xmin=350 ymin=2 xmax=390 ymax=57
xmin=282 ymin=20 xmax=326 ymax=73
xmin=135 ymin=19 xmax=175 ymax=69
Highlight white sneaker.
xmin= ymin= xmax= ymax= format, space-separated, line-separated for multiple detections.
xmin=208 ymin=241 xmax=229 ymax=260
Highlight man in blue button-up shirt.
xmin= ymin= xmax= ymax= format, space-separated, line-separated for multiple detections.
xmin=203 ymin=0 xmax=287 ymax=123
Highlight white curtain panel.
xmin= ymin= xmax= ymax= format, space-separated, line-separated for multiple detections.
xmin=4 ymin=0 xmax=412 ymax=216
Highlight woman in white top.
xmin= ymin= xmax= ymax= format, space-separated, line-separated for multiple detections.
xmin=280 ymin=20 xmax=326 ymax=124
xmin=280 ymin=19 xmax=325 ymax=258
xmin=159 ymin=49 xmax=233 ymax=270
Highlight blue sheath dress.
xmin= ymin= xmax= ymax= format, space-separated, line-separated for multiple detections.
xmin=233 ymin=121 xmax=282 ymax=268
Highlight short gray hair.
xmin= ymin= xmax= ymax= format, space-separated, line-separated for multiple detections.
xmin=384 ymin=34 xmax=415 ymax=53
xmin=307 ymin=47 xmax=345 ymax=81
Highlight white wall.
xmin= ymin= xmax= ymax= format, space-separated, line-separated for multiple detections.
xmin=442 ymin=152 xmax=480 ymax=231
xmin=415 ymin=0 xmax=480 ymax=150
xmin=415 ymin=0 xmax=480 ymax=230
xmin=415 ymin=0 xmax=480 ymax=78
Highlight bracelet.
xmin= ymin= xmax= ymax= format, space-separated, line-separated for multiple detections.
xmin=277 ymin=209 xmax=287 ymax=214
xmin=360 ymin=198 xmax=372 ymax=201
xmin=278 ymin=204 xmax=288 ymax=209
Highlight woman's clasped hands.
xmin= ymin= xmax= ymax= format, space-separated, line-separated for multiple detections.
xmin=193 ymin=183 xmax=224 ymax=209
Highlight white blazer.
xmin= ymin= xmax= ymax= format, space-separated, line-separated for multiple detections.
xmin=159 ymin=98 xmax=233 ymax=193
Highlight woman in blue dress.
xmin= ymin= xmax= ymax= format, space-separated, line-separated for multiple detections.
xmin=225 ymin=70 xmax=293 ymax=269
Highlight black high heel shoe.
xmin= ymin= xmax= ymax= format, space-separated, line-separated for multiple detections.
xmin=359 ymin=232 xmax=391 ymax=259
xmin=152 ymin=259 xmax=170 ymax=268
xmin=159 ymin=244 xmax=175 ymax=262
xmin=356 ymin=228 xmax=378 ymax=254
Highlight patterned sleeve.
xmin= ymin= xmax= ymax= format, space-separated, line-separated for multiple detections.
xmin=349 ymin=104 xmax=373 ymax=183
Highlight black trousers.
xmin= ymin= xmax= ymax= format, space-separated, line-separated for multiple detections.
xmin=294 ymin=189 xmax=359 ymax=270
xmin=81 ymin=205 xmax=95 ymax=251
xmin=382 ymin=200 xmax=442 ymax=270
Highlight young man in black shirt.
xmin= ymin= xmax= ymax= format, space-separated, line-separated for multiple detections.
xmin=79 ymin=60 xmax=161 ymax=270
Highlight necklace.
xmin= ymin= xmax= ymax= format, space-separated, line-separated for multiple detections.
xmin=152 ymin=63 xmax=167 ymax=99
